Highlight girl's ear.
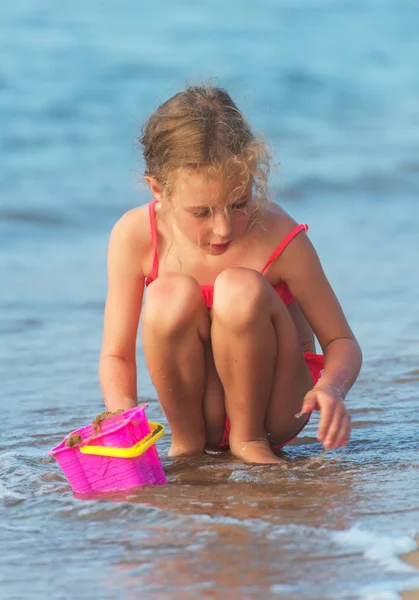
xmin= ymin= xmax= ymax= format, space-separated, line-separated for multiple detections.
xmin=145 ymin=176 xmax=164 ymax=201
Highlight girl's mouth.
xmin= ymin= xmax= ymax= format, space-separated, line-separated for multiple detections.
xmin=211 ymin=242 xmax=231 ymax=252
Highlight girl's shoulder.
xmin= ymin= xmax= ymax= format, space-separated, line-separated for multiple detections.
xmin=108 ymin=202 xmax=154 ymax=278
xmin=260 ymin=201 xmax=300 ymax=243
xmin=255 ymin=201 xmax=312 ymax=280
xmin=111 ymin=203 xmax=151 ymax=239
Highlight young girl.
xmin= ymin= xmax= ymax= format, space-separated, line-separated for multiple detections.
xmin=99 ymin=85 xmax=362 ymax=465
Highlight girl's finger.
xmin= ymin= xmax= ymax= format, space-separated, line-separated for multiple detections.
xmin=298 ymin=392 xmax=317 ymax=416
xmin=317 ymin=398 xmax=336 ymax=442
xmin=323 ymin=408 xmax=346 ymax=448
xmin=332 ymin=414 xmax=351 ymax=448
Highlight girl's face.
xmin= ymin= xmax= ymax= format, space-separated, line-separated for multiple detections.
xmin=149 ymin=168 xmax=254 ymax=255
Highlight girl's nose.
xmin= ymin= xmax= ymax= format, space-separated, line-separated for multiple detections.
xmin=212 ymin=212 xmax=232 ymax=238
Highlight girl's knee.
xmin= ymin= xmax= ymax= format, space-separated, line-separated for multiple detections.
xmin=143 ymin=274 xmax=203 ymax=334
xmin=213 ymin=268 xmax=270 ymax=327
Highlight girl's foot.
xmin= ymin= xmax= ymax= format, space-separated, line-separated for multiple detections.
xmin=168 ymin=442 xmax=204 ymax=457
xmin=229 ymin=439 xmax=284 ymax=464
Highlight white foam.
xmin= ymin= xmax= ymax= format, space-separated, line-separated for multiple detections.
xmin=331 ymin=525 xmax=418 ymax=573
xmin=270 ymin=583 xmax=298 ymax=595
xmin=0 ymin=481 xmax=25 ymax=502
xmin=360 ymin=592 xmax=399 ymax=600
xmin=359 ymin=576 xmax=419 ymax=600
xmin=0 ymin=452 xmax=27 ymax=501
xmin=228 ymin=469 xmax=258 ymax=483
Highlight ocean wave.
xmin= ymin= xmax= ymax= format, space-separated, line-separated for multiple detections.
xmin=331 ymin=525 xmax=418 ymax=573
xmin=0 ymin=208 xmax=72 ymax=227
xmin=278 ymin=169 xmax=419 ymax=200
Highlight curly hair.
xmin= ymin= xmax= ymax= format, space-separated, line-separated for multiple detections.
xmin=138 ymin=84 xmax=271 ymax=207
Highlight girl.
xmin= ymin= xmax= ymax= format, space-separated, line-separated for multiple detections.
xmin=99 ymin=85 xmax=362 ymax=465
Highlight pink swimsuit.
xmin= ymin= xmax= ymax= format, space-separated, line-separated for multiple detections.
xmin=145 ymin=199 xmax=324 ymax=450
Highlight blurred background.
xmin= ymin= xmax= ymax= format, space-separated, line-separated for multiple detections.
xmin=1 ymin=0 xmax=418 ymax=368
xmin=1 ymin=1 xmax=419 ymax=599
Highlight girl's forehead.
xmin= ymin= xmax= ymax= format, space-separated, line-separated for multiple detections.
xmin=173 ymin=168 xmax=251 ymax=206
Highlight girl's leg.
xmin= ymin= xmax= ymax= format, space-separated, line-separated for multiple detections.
xmin=141 ymin=274 xmax=210 ymax=456
xmin=202 ymin=342 xmax=227 ymax=448
xmin=211 ymin=268 xmax=313 ymax=464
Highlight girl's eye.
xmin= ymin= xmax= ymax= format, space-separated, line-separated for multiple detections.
xmin=230 ymin=200 xmax=248 ymax=211
xmin=191 ymin=201 xmax=248 ymax=218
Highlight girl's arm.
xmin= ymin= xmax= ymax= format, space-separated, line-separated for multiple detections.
xmin=302 ymin=337 xmax=361 ymax=449
xmin=99 ymin=213 xmax=145 ymax=412
xmin=279 ymin=232 xmax=362 ymax=448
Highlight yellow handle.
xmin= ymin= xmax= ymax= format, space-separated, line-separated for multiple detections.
xmin=79 ymin=422 xmax=165 ymax=458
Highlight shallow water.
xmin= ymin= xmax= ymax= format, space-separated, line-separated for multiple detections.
xmin=1 ymin=1 xmax=419 ymax=598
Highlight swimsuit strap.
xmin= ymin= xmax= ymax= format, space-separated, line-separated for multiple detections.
xmin=148 ymin=199 xmax=159 ymax=280
xmin=260 ymin=223 xmax=308 ymax=274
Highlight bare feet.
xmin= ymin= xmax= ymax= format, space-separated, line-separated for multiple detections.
xmin=168 ymin=442 xmax=205 ymax=457
xmin=229 ymin=438 xmax=284 ymax=465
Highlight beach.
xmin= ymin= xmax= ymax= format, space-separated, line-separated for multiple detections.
xmin=402 ymin=550 xmax=419 ymax=600
xmin=1 ymin=1 xmax=419 ymax=598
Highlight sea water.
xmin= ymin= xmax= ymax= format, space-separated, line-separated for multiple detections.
xmin=1 ymin=1 xmax=419 ymax=598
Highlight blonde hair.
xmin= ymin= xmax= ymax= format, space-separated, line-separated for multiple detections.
xmin=138 ymin=85 xmax=271 ymax=207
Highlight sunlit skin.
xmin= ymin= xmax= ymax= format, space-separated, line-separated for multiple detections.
xmin=146 ymin=168 xmax=254 ymax=256
xmin=99 ymin=165 xmax=362 ymax=464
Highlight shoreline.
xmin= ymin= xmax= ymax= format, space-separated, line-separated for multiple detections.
xmin=401 ymin=548 xmax=419 ymax=600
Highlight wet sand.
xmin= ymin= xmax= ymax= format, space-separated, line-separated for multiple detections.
xmin=402 ymin=549 xmax=419 ymax=600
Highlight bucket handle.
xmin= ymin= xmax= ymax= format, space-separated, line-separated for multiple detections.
xmin=79 ymin=422 xmax=165 ymax=458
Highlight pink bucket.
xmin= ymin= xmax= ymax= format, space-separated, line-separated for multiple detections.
xmin=49 ymin=406 xmax=167 ymax=494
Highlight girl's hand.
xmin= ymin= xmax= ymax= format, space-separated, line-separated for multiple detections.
xmin=300 ymin=382 xmax=351 ymax=449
